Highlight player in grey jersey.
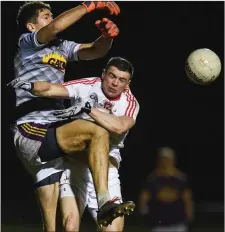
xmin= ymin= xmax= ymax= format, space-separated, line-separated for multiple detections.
xmin=9 ymin=1 xmax=122 ymax=231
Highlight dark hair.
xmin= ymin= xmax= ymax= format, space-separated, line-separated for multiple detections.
xmin=17 ymin=1 xmax=51 ymax=33
xmin=105 ymin=57 xmax=134 ymax=79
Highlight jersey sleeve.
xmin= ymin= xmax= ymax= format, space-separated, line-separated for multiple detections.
xmin=18 ymin=31 xmax=47 ymax=50
xmin=62 ymin=77 xmax=97 ymax=98
xmin=63 ymin=40 xmax=81 ymax=61
xmin=122 ymin=91 xmax=140 ymax=121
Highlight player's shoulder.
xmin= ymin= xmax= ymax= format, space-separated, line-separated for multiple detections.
xmin=19 ymin=32 xmax=30 ymax=40
xmin=174 ymin=169 xmax=188 ymax=182
xmin=18 ymin=32 xmax=34 ymax=44
xmin=122 ymin=89 xmax=138 ymax=102
xmin=122 ymin=89 xmax=139 ymax=108
xmin=63 ymin=77 xmax=101 ymax=86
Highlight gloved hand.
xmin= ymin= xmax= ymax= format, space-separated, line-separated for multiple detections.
xmin=53 ymin=101 xmax=92 ymax=118
xmin=82 ymin=1 xmax=120 ymax=15
xmin=53 ymin=92 xmax=98 ymax=118
xmin=7 ymin=78 xmax=34 ymax=91
xmin=95 ymin=18 xmax=119 ymax=39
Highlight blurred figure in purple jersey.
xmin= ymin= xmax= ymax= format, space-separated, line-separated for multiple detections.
xmin=139 ymin=147 xmax=193 ymax=232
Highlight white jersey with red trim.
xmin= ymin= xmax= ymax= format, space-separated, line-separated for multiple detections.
xmin=63 ymin=77 xmax=139 ymax=164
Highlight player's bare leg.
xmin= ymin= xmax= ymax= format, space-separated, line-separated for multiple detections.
xmin=56 ymin=119 xmax=109 ymax=203
xmin=36 ymin=183 xmax=59 ymax=232
xmin=99 ymin=216 xmax=124 ymax=232
xmin=60 ymin=196 xmax=80 ymax=231
xmin=56 ymin=119 xmax=134 ymax=227
xmin=59 ymin=170 xmax=80 ymax=232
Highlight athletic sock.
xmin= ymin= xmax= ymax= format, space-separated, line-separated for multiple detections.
xmin=98 ymin=192 xmax=111 ymax=209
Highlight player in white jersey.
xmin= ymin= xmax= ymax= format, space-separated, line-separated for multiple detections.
xmin=9 ymin=1 xmax=121 ymax=231
xmin=11 ymin=57 xmax=139 ymax=231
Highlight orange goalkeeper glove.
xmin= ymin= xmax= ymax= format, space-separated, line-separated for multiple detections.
xmin=82 ymin=1 xmax=120 ymax=15
xmin=95 ymin=18 xmax=119 ymax=39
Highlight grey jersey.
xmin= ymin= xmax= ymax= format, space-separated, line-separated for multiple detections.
xmin=14 ymin=31 xmax=81 ymax=124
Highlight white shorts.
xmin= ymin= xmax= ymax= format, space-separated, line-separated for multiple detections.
xmin=59 ymin=157 xmax=122 ymax=220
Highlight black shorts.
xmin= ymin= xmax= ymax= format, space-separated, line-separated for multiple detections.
xmin=37 ymin=119 xmax=73 ymax=162
xmin=34 ymin=171 xmax=63 ymax=189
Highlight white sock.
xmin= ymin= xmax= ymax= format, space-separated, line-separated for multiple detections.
xmin=98 ymin=192 xmax=111 ymax=209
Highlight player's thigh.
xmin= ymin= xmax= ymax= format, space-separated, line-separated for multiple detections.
xmin=56 ymin=119 xmax=109 ymax=153
xmin=35 ymin=172 xmax=61 ymax=210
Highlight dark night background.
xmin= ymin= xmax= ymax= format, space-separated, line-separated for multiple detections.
xmin=1 ymin=1 xmax=224 ymax=230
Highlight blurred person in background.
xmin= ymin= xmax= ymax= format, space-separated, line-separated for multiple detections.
xmin=139 ymin=147 xmax=193 ymax=232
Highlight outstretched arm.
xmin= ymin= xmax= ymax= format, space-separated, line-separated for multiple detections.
xmin=37 ymin=1 xmax=120 ymax=44
xmin=9 ymin=80 xmax=69 ymax=99
xmin=77 ymin=18 xmax=119 ymax=60
xmin=32 ymin=82 xmax=69 ymax=98
xmin=37 ymin=5 xmax=87 ymax=44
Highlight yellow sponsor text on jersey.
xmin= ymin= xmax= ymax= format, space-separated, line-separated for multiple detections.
xmin=42 ymin=52 xmax=67 ymax=72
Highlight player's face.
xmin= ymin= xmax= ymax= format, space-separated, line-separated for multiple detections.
xmin=102 ymin=66 xmax=131 ymax=99
xmin=157 ymin=153 xmax=175 ymax=169
xmin=27 ymin=9 xmax=53 ymax=31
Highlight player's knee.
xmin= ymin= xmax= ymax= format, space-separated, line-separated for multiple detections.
xmin=64 ymin=213 xmax=78 ymax=231
xmin=93 ymin=125 xmax=109 ymax=140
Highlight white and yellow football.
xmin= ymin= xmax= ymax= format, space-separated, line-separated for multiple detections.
xmin=185 ymin=48 xmax=221 ymax=85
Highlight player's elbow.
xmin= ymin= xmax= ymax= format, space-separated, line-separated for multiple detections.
xmin=97 ymin=48 xmax=109 ymax=58
xmin=91 ymin=44 xmax=110 ymax=59
xmin=113 ymin=120 xmax=134 ymax=135
xmin=111 ymin=125 xmax=126 ymax=135
xmin=32 ymin=90 xmax=48 ymax=97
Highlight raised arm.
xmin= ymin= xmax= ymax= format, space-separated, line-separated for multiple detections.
xmin=37 ymin=1 xmax=120 ymax=44
xmin=77 ymin=18 xmax=119 ymax=60
xmin=37 ymin=5 xmax=87 ymax=44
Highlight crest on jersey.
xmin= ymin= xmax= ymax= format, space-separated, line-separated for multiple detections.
xmin=103 ymin=100 xmax=114 ymax=111
xmin=89 ymin=92 xmax=98 ymax=103
xmin=42 ymin=52 xmax=67 ymax=73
